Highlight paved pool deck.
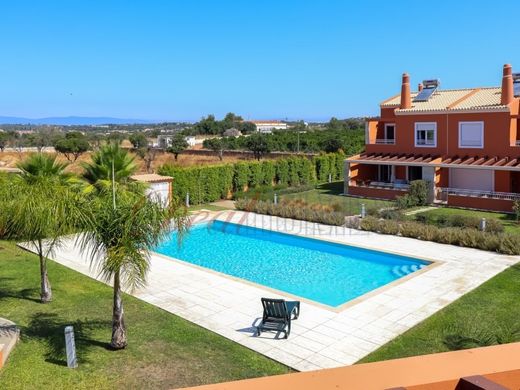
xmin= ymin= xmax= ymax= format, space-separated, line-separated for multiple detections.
xmin=23 ymin=211 xmax=519 ymax=372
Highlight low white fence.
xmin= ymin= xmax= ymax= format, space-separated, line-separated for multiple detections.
xmin=439 ymin=187 xmax=520 ymax=201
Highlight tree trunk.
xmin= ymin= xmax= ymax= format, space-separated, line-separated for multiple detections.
xmin=218 ymin=150 xmax=223 ymax=161
xmin=110 ymin=270 xmax=127 ymax=349
xmin=38 ymin=239 xmax=52 ymax=303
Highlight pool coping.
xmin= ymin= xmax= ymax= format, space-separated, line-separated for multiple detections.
xmin=154 ymin=215 xmax=442 ymax=313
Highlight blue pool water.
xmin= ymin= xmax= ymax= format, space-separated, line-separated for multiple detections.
xmin=155 ymin=221 xmax=430 ymax=307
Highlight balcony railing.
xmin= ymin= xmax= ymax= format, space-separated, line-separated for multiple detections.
xmin=416 ymin=139 xmax=435 ymax=146
xmin=439 ymin=187 xmax=520 ymax=201
xmin=515 ymin=140 xmax=520 ymax=146
xmin=375 ymin=139 xmax=395 ymax=145
xmin=350 ymin=180 xmax=409 ymax=190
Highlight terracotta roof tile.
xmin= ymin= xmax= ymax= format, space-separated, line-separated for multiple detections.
xmin=380 ymin=87 xmax=509 ymax=113
xmin=130 ymin=173 xmax=173 ymax=183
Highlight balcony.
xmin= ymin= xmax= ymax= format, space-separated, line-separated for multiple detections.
xmin=351 ymin=180 xmax=408 ymax=190
xmin=374 ymin=138 xmax=395 ymax=145
xmin=438 ymin=187 xmax=520 ymax=201
xmin=515 ymin=140 xmax=520 ymax=146
xmin=438 ymin=187 xmax=520 ymax=212
xmin=348 ymin=180 xmax=409 ymax=200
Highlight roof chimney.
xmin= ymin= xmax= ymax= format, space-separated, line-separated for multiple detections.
xmin=400 ymin=73 xmax=411 ymax=109
xmin=501 ymin=64 xmax=513 ymax=105
xmin=418 ymin=83 xmax=423 ymax=92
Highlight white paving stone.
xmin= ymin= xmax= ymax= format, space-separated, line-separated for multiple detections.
xmin=22 ymin=211 xmax=519 ymax=372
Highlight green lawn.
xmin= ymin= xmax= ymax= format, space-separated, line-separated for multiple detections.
xmin=0 ymin=241 xmax=290 ymax=389
xmin=282 ymin=181 xmax=394 ymax=215
xmin=360 ymin=264 xmax=520 ymax=363
xmin=414 ymin=207 xmax=520 ymax=234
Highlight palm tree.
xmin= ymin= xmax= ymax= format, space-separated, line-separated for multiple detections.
xmin=79 ymin=189 xmax=188 ymax=348
xmin=17 ymin=153 xmax=69 ymax=183
xmin=4 ymin=153 xmax=78 ymax=303
xmin=2 ymin=176 xmax=79 ymax=303
xmin=81 ymin=143 xmax=138 ymax=191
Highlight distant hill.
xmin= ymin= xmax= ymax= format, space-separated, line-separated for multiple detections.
xmin=0 ymin=116 xmax=153 ymax=125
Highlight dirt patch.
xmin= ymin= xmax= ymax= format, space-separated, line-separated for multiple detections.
xmin=0 ymin=150 xmax=273 ymax=175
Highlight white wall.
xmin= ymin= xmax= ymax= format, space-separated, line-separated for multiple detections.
xmin=145 ymin=182 xmax=170 ymax=207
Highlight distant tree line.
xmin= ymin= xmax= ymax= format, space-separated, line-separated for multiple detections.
xmin=203 ymin=128 xmax=365 ymax=157
xmin=183 ymin=112 xmax=257 ymax=136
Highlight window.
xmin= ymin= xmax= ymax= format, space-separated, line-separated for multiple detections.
xmin=415 ymin=122 xmax=437 ymax=147
xmin=378 ymin=165 xmax=392 ymax=183
xmin=407 ymin=166 xmax=422 ymax=181
xmin=459 ymin=121 xmax=484 ymax=148
xmin=384 ymin=124 xmax=395 ymax=142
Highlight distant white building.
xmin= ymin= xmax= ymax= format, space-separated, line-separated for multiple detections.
xmin=223 ymin=128 xmax=242 ymax=137
xmin=249 ymin=120 xmax=287 ymax=134
xmin=157 ymin=135 xmax=173 ymax=148
xmin=157 ymin=134 xmax=200 ymax=148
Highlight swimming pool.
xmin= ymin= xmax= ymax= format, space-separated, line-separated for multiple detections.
xmin=155 ymin=220 xmax=430 ymax=307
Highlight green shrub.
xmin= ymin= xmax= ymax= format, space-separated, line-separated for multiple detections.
xmin=235 ymin=198 xmax=345 ymax=226
xmin=357 ymin=217 xmax=520 ymax=255
xmin=275 ymin=159 xmax=289 ymax=185
xmin=366 ymin=206 xmax=380 ymax=217
xmin=498 ymin=234 xmax=520 ymax=255
xmin=334 ymin=151 xmax=345 ymax=180
xmin=248 ymin=162 xmax=264 ymax=188
xmin=396 ymin=194 xmax=414 ymax=209
xmin=415 ymin=212 xmax=504 ymax=233
xmin=408 ymin=180 xmax=429 ymax=206
xmin=378 ymin=219 xmax=400 ymax=235
xmin=233 ymin=162 xmax=250 ymax=191
xmin=379 ymin=208 xmax=403 ymax=220
xmin=261 ymin=160 xmax=276 ymax=186
xmin=480 ymin=234 xmax=501 ymax=252
xmin=287 ymin=158 xmax=301 ymax=186
xmin=313 ymin=153 xmax=340 ymax=183
xmin=485 ymin=218 xmax=504 ymax=234
xmin=395 ymin=180 xmax=429 ymax=209
xmin=360 ymin=216 xmax=380 ymax=232
xmin=313 ymin=154 xmax=330 ymax=182
xmin=513 ymin=199 xmax=520 ymax=222
xmin=299 ymin=158 xmax=316 ymax=185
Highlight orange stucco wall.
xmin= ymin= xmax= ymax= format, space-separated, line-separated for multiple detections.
xmin=365 ymin=98 xmax=520 ymax=157
xmin=448 ymin=195 xmax=513 ymax=212
xmin=349 ymin=163 xmax=377 ymax=182
xmin=348 ymin=185 xmax=406 ymax=200
xmin=437 ymin=167 xmax=449 ymax=187
xmin=494 ymin=170 xmax=511 ymax=192
xmin=395 ymin=166 xmax=407 ymax=180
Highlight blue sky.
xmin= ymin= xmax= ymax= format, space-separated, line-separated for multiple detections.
xmin=1 ymin=1 xmax=519 ymax=122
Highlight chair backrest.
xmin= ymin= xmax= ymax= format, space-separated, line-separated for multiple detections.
xmin=261 ymin=298 xmax=288 ymax=319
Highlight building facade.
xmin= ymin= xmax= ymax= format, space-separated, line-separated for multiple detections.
xmin=250 ymin=120 xmax=288 ymax=133
xmin=345 ymin=64 xmax=520 ymax=212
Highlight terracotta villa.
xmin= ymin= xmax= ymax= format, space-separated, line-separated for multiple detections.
xmin=345 ymin=64 xmax=520 ymax=212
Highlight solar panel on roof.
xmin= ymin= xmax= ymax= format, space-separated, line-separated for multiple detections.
xmin=413 ymin=86 xmax=437 ymax=102
xmin=514 ymin=82 xmax=520 ymax=98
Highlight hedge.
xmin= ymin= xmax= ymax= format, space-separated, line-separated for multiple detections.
xmin=312 ymin=152 xmax=344 ymax=182
xmin=159 ymin=153 xmax=344 ymax=205
xmin=359 ymin=216 xmax=520 ymax=255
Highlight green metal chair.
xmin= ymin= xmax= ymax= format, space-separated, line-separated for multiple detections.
xmin=256 ymin=298 xmax=300 ymax=339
